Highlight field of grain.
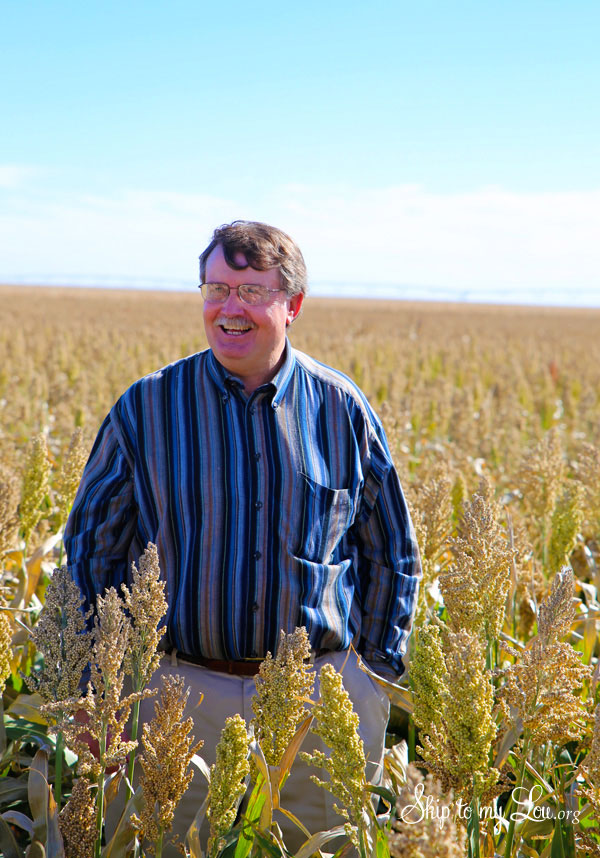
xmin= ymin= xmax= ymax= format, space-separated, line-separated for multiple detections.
xmin=3 ymin=284 xmax=599 ymax=468
xmin=1 ymin=284 xmax=599 ymax=857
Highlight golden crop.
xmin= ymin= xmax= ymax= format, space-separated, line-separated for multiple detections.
xmin=1 ymin=283 xmax=600 ymax=857
xmin=2 ymin=285 xmax=599 ymax=482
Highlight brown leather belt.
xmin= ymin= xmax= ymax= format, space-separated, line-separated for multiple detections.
xmin=175 ymin=652 xmax=263 ymax=675
xmin=170 ymin=648 xmax=331 ymax=676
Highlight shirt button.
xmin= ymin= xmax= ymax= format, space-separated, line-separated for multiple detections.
xmin=254 ymin=501 xmax=263 ymax=510
xmin=250 ymin=650 xmax=258 ymax=658
xmin=254 ymin=452 xmax=261 ymax=461
xmin=221 ymin=394 xmax=229 ymax=404
xmin=250 ymin=407 xmax=256 ymax=415
xmin=252 ymin=602 xmax=259 ymax=613
xmin=253 ymin=550 xmax=262 ymax=560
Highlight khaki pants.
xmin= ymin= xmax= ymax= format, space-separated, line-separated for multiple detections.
xmin=109 ymin=649 xmax=389 ymax=857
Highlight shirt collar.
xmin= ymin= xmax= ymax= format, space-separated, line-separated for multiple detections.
xmin=206 ymin=339 xmax=296 ymax=408
xmin=270 ymin=339 xmax=296 ymax=407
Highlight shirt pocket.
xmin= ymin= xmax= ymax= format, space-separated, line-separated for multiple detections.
xmin=291 ymin=472 xmax=353 ymax=564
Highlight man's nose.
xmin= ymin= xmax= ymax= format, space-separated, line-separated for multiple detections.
xmin=221 ymin=287 xmax=245 ymax=312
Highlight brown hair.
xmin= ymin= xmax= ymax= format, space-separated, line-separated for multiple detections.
xmin=199 ymin=220 xmax=308 ymax=297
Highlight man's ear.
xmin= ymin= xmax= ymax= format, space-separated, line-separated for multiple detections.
xmin=286 ymin=292 xmax=304 ymax=326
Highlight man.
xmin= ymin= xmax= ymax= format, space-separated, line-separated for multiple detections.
xmin=65 ymin=220 xmax=421 ymax=852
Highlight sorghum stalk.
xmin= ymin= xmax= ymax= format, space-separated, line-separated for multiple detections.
xmin=55 ymin=428 xmax=88 ymax=566
xmin=503 ymin=733 xmax=530 ymax=858
xmin=19 ymin=432 xmax=51 ymax=558
xmin=301 ymin=663 xmax=370 ymax=853
xmin=63 ymin=587 xmax=138 ymax=857
xmin=0 ymin=600 xmax=13 ymax=697
xmin=468 ymin=795 xmax=481 ymax=858
xmin=131 ymin=675 xmax=202 ymax=855
xmin=0 ymin=465 xmax=19 ymax=559
xmin=408 ymin=720 xmax=416 ymax=764
xmin=128 ymin=702 xmax=141 ymax=798
xmin=498 ymin=569 xmax=588 ymax=749
xmin=25 ymin=567 xmax=92 ymax=809
xmin=95 ymin=728 xmax=108 ymax=858
xmin=440 ymin=479 xmax=514 ymax=645
xmin=58 ymin=776 xmax=96 ymax=858
xmin=0 ymin=698 xmax=6 ymax=756
xmin=251 ymin=626 xmax=314 ymax=770
xmin=121 ymin=543 xmax=167 ymax=802
xmin=55 ymin=730 xmax=64 ymax=808
xmin=207 ymin=714 xmax=250 ymax=858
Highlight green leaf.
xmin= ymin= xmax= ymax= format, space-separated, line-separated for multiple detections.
xmin=294 ymin=825 xmax=349 ymax=858
xmin=62 ymin=745 xmax=78 ymax=767
xmin=467 ymin=795 xmax=480 ymax=858
xmin=0 ymin=815 xmax=24 ymax=858
xmin=375 ymin=826 xmax=390 ymax=858
xmin=46 ymin=785 xmax=65 ymax=857
xmin=184 ymin=795 xmax=208 ymax=858
xmin=582 ymin=616 xmax=597 ymax=664
xmin=190 ymin=752 xmax=212 ymax=783
xmin=277 ymin=713 xmax=313 ymax=787
xmin=331 ymin=843 xmax=355 ymax=858
xmin=0 ymin=699 xmax=6 ymax=756
xmin=514 ymin=844 xmax=543 ymax=858
xmin=367 ymin=784 xmax=396 ymax=804
xmin=233 ymin=776 xmax=266 ymax=858
xmin=494 ymin=722 xmax=523 ymax=769
xmin=9 ymin=566 xmax=28 ymax=611
xmin=5 ymin=693 xmax=48 ymax=726
xmin=214 ymin=826 xmax=244 ymax=858
xmin=356 ymin=657 xmax=413 ymax=712
xmin=103 ymin=769 xmax=123 ymax=809
xmin=550 ymin=816 xmax=566 ymax=858
xmin=523 ymin=759 xmax=557 ymax=799
xmin=276 ymin=806 xmax=311 ymax=840
xmin=28 ymin=748 xmax=50 ymax=843
xmin=245 ymin=824 xmax=285 ymax=857
xmin=24 ymin=531 xmax=64 ymax=604
xmin=102 ymin=786 xmax=144 ymax=858
xmin=548 ymin=809 xmax=576 ymax=858
xmin=4 ymin=721 xmax=53 ymax=743
xmin=248 ymin=741 xmax=273 ymax=831
xmin=1 ymin=810 xmax=34 ymax=837
xmin=0 ymin=775 xmax=29 ymax=804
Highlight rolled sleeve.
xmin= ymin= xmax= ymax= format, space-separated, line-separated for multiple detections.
xmin=355 ymin=440 xmax=421 ymax=676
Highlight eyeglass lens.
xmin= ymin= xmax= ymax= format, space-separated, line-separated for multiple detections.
xmin=202 ymin=283 xmax=274 ymax=305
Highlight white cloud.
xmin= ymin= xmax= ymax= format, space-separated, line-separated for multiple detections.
xmin=0 ymin=189 xmax=239 ymax=286
xmin=1 ymin=183 xmax=599 ymax=302
xmin=0 ymin=164 xmax=38 ymax=188
xmin=273 ymin=184 xmax=600 ymax=292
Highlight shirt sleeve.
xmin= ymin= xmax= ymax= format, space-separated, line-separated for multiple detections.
xmin=64 ymin=412 xmax=138 ymax=616
xmin=354 ymin=432 xmax=421 ymax=677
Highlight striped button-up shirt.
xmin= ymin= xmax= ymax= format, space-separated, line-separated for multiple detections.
xmin=65 ymin=342 xmax=421 ymax=675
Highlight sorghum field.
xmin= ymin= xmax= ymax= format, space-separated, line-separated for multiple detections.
xmin=1 ymin=284 xmax=600 ymax=858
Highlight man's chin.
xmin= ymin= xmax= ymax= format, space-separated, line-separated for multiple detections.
xmin=210 ymin=340 xmax=254 ymax=375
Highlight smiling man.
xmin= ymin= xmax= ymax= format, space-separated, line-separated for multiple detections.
xmin=65 ymin=220 xmax=421 ymax=854
xmin=201 ymin=238 xmax=304 ymax=390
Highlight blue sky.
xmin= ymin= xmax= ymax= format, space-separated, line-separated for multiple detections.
xmin=2 ymin=0 xmax=599 ymax=303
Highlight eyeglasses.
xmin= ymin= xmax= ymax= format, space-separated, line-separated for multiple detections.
xmin=199 ymin=282 xmax=285 ymax=306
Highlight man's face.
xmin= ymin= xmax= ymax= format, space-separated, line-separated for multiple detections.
xmin=202 ymin=244 xmax=303 ymax=391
